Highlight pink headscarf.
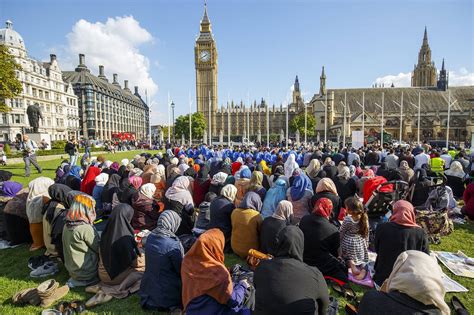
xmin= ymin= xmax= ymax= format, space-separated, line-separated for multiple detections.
xmin=390 ymin=200 xmax=419 ymax=228
xmin=129 ymin=176 xmax=143 ymax=190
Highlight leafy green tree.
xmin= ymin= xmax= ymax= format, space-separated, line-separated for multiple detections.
xmin=289 ymin=112 xmax=316 ymax=137
xmin=174 ymin=112 xmax=207 ymax=140
xmin=0 ymin=44 xmax=23 ymax=113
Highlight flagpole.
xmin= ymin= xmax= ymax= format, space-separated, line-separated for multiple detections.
xmin=167 ymin=92 xmax=171 ymax=144
xmin=286 ymin=101 xmax=289 ymax=149
xmin=267 ymin=91 xmax=270 ymax=146
xmin=324 ymin=92 xmax=328 ymax=143
xmin=208 ymin=91 xmax=212 ymax=145
xmin=189 ymin=91 xmax=192 ymax=145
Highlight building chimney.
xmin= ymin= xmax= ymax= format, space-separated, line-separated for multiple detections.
xmin=124 ymin=80 xmax=129 ymax=89
xmin=134 ymin=86 xmax=139 ymax=95
xmin=75 ymin=53 xmax=89 ymax=72
xmin=98 ymin=65 xmax=108 ymax=81
xmin=50 ymin=54 xmax=56 ymax=62
xmin=112 ymin=73 xmax=120 ymax=86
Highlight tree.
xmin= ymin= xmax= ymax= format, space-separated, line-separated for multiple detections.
xmin=289 ymin=112 xmax=316 ymax=137
xmin=0 ymin=44 xmax=23 ymax=113
xmin=174 ymin=112 xmax=207 ymax=140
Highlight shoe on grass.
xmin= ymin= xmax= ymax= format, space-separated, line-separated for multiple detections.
xmin=37 ymin=279 xmax=70 ymax=308
xmin=30 ymin=262 xmax=58 ymax=278
xmin=85 ymin=283 xmax=101 ymax=294
xmin=12 ymin=287 xmax=41 ymax=306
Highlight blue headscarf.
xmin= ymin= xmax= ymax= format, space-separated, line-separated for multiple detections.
xmin=290 ymin=173 xmax=311 ymax=201
xmin=240 ymin=168 xmax=252 ymax=179
xmin=261 ymin=178 xmax=288 ymax=218
xmin=68 ymin=165 xmax=82 ymax=179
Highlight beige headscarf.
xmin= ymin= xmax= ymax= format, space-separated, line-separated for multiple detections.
xmin=306 ymin=159 xmax=321 ymax=178
xmin=315 ymin=178 xmax=338 ymax=195
xmin=272 ymin=200 xmax=293 ymax=223
xmin=381 ymin=250 xmax=449 ymax=315
xmin=140 ymin=183 xmax=157 ymax=199
xmin=220 ymin=184 xmax=237 ymax=202
xmin=337 ymin=166 xmax=351 ymax=180
xmin=26 ymin=177 xmax=54 ymax=223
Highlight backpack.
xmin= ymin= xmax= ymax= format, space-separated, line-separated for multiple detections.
xmin=424 ymin=186 xmax=449 ymax=211
xmin=415 ymin=209 xmax=453 ymax=244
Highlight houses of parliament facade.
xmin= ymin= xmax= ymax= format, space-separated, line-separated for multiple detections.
xmin=195 ymin=5 xmax=474 ymax=143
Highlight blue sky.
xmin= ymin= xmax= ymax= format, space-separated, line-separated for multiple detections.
xmin=1 ymin=0 xmax=473 ymax=124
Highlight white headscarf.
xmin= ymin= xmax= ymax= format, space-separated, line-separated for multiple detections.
xmin=272 ymin=200 xmax=293 ymax=223
xmin=284 ymin=153 xmax=298 ymax=178
xmin=26 ymin=177 xmax=54 ymax=223
xmin=178 ymin=164 xmax=190 ymax=175
xmin=211 ymin=172 xmax=228 ymax=185
xmin=170 ymin=157 xmax=179 ymax=165
xmin=220 ymin=184 xmax=237 ymax=202
xmin=140 ymin=183 xmax=157 ymax=199
xmin=121 ymin=159 xmax=129 ymax=166
xmin=382 ymin=250 xmax=450 ymax=315
xmin=104 ymin=160 xmax=113 ymax=168
xmin=94 ymin=173 xmax=109 ymax=187
xmin=165 ymin=176 xmax=194 ymax=207
xmin=444 ymin=161 xmax=465 ymax=179
xmin=337 ymin=166 xmax=351 ymax=180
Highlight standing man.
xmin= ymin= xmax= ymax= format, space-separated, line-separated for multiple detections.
xmin=65 ymin=138 xmax=79 ymax=165
xmin=19 ymin=135 xmax=42 ymax=177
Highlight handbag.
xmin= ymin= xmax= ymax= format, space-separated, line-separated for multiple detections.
xmin=246 ymin=249 xmax=272 ymax=270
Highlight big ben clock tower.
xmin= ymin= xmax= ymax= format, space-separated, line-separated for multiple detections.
xmin=195 ymin=3 xmax=218 ymax=136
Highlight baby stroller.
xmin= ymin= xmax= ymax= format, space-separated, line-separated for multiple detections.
xmin=409 ymin=172 xmax=446 ymax=208
xmin=365 ymin=180 xmax=410 ymax=250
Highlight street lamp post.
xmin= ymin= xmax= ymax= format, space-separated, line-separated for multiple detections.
xmin=171 ymin=101 xmax=175 ymax=144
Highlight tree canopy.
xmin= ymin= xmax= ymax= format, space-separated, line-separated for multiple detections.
xmin=289 ymin=112 xmax=316 ymax=137
xmin=174 ymin=112 xmax=207 ymax=140
xmin=0 ymin=44 xmax=23 ymax=113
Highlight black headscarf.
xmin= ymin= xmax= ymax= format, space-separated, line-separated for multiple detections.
xmin=274 ymin=225 xmax=304 ymax=261
xmin=101 ymin=174 xmax=121 ymax=203
xmin=43 ymin=184 xmax=72 ymax=223
xmin=100 ymin=203 xmax=139 ymax=279
xmin=184 ymin=167 xmax=196 ymax=178
xmin=117 ymin=178 xmax=137 ymax=205
xmin=0 ymin=170 xmax=13 ymax=181
xmin=118 ymin=165 xmax=128 ymax=178
xmin=196 ymin=165 xmax=210 ymax=184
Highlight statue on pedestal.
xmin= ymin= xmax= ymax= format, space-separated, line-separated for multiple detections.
xmin=280 ymin=129 xmax=284 ymax=142
xmin=295 ymin=129 xmax=300 ymax=145
xmin=181 ymin=134 xmax=185 ymax=145
xmin=27 ymin=103 xmax=43 ymax=133
xmin=317 ymin=132 xmax=320 ymax=143
xmin=219 ymin=129 xmax=224 ymax=143
xmin=257 ymin=130 xmax=261 ymax=143
xmin=203 ymin=130 xmax=208 ymax=144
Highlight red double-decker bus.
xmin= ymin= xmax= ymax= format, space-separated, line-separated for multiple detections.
xmin=112 ymin=132 xmax=136 ymax=141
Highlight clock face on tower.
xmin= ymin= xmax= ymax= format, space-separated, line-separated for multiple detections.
xmin=199 ymin=50 xmax=210 ymax=62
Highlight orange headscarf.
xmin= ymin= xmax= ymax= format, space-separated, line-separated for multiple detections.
xmin=390 ymin=200 xmax=419 ymax=228
xmin=181 ymin=229 xmax=233 ymax=309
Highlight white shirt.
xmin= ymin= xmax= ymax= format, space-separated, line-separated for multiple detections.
xmin=414 ymin=153 xmax=430 ymax=170
xmin=440 ymin=154 xmax=452 ymax=169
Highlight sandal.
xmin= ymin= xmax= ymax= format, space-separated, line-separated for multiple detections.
xmin=70 ymin=300 xmax=86 ymax=314
xmin=331 ymin=282 xmax=359 ymax=305
xmin=451 ymin=296 xmax=469 ymax=315
xmin=55 ymin=301 xmax=73 ymax=315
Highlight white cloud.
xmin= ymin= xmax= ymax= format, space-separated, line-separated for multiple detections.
xmin=374 ymin=68 xmax=474 ymax=88
xmin=65 ymin=16 xmax=158 ymax=97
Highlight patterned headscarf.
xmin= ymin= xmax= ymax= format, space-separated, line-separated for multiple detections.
xmin=152 ymin=210 xmax=184 ymax=255
xmin=312 ymin=197 xmax=333 ymax=218
xmin=66 ymin=194 xmax=96 ymax=227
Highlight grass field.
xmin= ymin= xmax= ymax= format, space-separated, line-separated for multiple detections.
xmin=0 ymin=152 xmax=473 ymax=314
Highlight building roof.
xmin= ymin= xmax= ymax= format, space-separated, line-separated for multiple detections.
xmin=311 ymin=86 xmax=474 ymax=114
xmin=0 ymin=20 xmax=25 ymax=51
xmin=63 ymin=65 xmax=147 ymax=110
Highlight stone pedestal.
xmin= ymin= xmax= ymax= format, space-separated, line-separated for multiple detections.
xmin=257 ymin=130 xmax=261 ymax=143
xmin=181 ymin=134 xmax=185 ymax=145
xmin=219 ymin=130 xmax=224 ymax=143
xmin=203 ymin=130 xmax=208 ymax=144
xmin=27 ymin=133 xmax=51 ymax=150
xmin=280 ymin=129 xmax=284 ymax=142
xmin=295 ymin=130 xmax=300 ymax=145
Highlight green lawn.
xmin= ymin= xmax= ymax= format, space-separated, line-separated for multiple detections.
xmin=0 ymin=153 xmax=473 ymax=314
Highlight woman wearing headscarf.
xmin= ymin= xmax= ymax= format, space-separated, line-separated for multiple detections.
xmin=462 ymin=182 xmax=474 ymax=220
xmin=101 ymin=174 xmax=121 ymax=213
xmin=4 ymin=186 xmax=31 ymax=245
xmin=231 ymin=157 xmax=243 ymax=175
xmin=26 ymin=177 xmax=55 ymax=250
xmin=311 ymin=178 xmax=343 ymax=224
xmin=284 ymin=153 xmax=298 ymax=179
xmin=166 ymin=166 xmax=181 ymax=189
xmin=0 ymin=181 xmax=23 ymax=241
xmin=255 ymin=163 xmax=271 ymax=191
xmin=261 ymin=178 xmax=288 ymax=218
xmin=260 ymin=201 xmax=293 ymax=255
xmin=397 ymin=160 xmax=415 ymax=183
xmin=358 ymin=167 xmax=375 ymax=196
xmin=322 ymin=157 xmax=337 ymax=180
xmin=209 ymin=172 xmax=228 ymax=196
xmin=182 ymin=228 xmax=251 ymax=314
xmin=299 ymin=198 xmax=348 ymax=282
xmin=444 ymin=161 xmax=466 ymax=198
xmin=268 ymin=165 xmax=288 ymax=188
xmin=255 ymin=226 xmax=329 ymax=315
xmin=234 ymin=167 xmax=250 ymax=203
xmin=140 ymin=210 xmax=183 ymax=311
xmin=92 ymin=173 xmax=109 ymax=213
xmin=42 ymin=184 xmax=72 ymax=257
xmin=164 ymin=176 xmax=195 ymax=235
xmin=333 ymin=166 xmax=357 ymax=204
xmin=305 ymin=158 xmax=322 ymax=191
xmin=208 ymin=184 xmax=237 ymax=247
xmin=248 ymin=171 xmax=267 ymax=201
xmin=114 ymin=176 xmax=143 ymax=206
xmin=89 ymin=204 xmax=144 ymax=306
xmin=80 ymin=165 xmax=101 ymax=195
xmin=66 ymin=165 xmax=82 ymax=191
xmin=141 ymin=164 xmax=158 ymax=185
xmin=373 ymin=200 xmax=429 ymax=286
xmin=131 ymin=183 xmax=160 ymax=231
xmin=62 ymin=194 xmax=100 ymax=288
xmin=287 ymin=174 xmax=313 ymax=222
xmin=193 ymin=164 xmax=211 ymax=206
xmin=231 ymin=191 xmax=263 ymax=258
xmin=359 ymin=251 xmax=449 ymax=315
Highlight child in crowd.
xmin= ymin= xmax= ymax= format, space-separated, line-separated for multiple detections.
xmin=339 ymin=196 xmax=369 ymax=280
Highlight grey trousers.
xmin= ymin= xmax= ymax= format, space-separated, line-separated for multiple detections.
xmin=24 ymin=154 xmax=42 ymax=176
